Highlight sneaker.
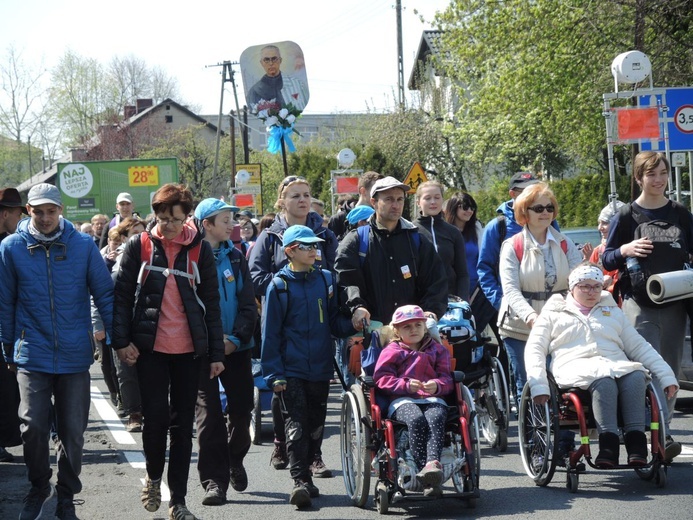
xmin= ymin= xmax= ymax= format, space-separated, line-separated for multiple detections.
xmin=168 ymin=503 xmax=198 ymax=520
xmin=141 ymin=476 xmax=162 ymax=512
xmin=270 ymin=444 xmax=288 ymax=470
xmin=126 ymin=413 xmax=143 ymax=433
xmin=229 ymin=465 xmax=248 ymax=492
xmin=416 ymin=460 xmax=443 ymax=488
xmin=289 ymin=482 xmax=312 ymax=509
xmin=423 ymin=484 xmax=443 ymax=498
xmin=55 ymin=495 xmax=79 ymax=520
xmin=0 ymin=446 xmax=14 ymax=462
xmin=310 ymin=456 xmax=333 ymax=478
xmin=664 ymin=435 xmax=682 ymax=463
xmin=201 ymin=485 xmax=225 ymax=506
xmin=304 ymin=481 xmax=320 ymax=498
xmin=19 ymin=483 xmax=54 ymax=520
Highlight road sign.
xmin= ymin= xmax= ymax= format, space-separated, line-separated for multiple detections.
xmin=638 ymin=87 xmax=693 ymax=152
xmin=672 ymin=152 xmax=687 ymax=168
xmin=403 ymin=162 xmax=428 ymax=194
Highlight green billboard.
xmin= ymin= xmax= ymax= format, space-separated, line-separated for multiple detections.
xmin=57 ymin=158 xmax=179 ymax=221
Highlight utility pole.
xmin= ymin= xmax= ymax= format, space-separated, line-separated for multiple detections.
xmin=205 ymin=60 xmax=242 ymax=197
xmin=396 ymin=0 xmax=405 ymax=110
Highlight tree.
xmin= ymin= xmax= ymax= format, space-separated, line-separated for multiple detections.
xmin=433 ymin=0 xmax=693 ymax=181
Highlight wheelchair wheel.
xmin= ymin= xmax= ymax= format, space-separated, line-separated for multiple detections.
xmin=375 ymin=481 xmax=390 ymax=514
xmin=518 ymin=382 xmax=559 ymax=486
xmin=340 ymin=384 xmax=371 ymax=508
xmin=477 ymin=357 xmax=510 ymax=452
xmin=249 ymin=386 xmax=262 ymax=445
xmin=566 ymin=471 xmax=579 ymax=493
xmin=452 ymin=384 xmax=481 ymax=498
xmin=635 ymin=383 xmax=669 ymax=482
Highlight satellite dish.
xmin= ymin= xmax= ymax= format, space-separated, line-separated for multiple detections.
xmin=235 ymin=169 xmax=250 ymax=187
xmin=611 ymin=51 xmax=652 ymax=84
xmin=337 ymin=148 xmax=356 ymax=169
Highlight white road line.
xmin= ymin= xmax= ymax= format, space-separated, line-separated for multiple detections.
xmin=92 ymin=386 xmax=171 ymax=502
xmin=678 ymin=445 xmax=693 ymax=457
xmin=90 ymin=386 xmax=136 ymax=445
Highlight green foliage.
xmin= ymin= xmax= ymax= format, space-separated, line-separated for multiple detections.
xmin=472 ymin=174 xmax=632 ymax=228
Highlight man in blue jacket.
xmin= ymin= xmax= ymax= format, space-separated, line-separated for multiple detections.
xmin=0 ymin=183 xmax=114 ymax=520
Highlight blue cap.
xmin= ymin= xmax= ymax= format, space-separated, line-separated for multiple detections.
xmin=282 ymin=225 xmax=325 ymax=247
xmin=346 ymin=204 xmax=375 ymax=225
xmin=194 ymin=198 xmax=239 ymax=221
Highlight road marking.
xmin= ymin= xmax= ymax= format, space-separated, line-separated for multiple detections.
xmin=678 ymin=445 xmax=693 ymax=458
xmin=90 ymin=386 xmax=136 ymax=445
xmin=91 ymin=386 xmax=171 ymax=502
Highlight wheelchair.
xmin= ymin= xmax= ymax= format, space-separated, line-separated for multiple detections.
xmin=339 ymin=369 xmax=481 ymax=513
xmin=518 ymin=375 xmax=670 ymax=493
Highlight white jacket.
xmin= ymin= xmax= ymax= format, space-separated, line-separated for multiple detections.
xmin=498 ymin=227 xmax=582 ymax=340
xmin=525 ymin=292 xmax=678 ymax=398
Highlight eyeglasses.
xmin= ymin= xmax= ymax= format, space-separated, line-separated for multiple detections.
xmin=460 ymin=203 xmax=476 ymax=211
xmin=576 ymin=284 xmax=602 ymax=294
xmin=157 ymin=217 xmax=186 ymax=226
xmin=527 ymin=204 xmax=556 ymax=214
xmin=262 ymin=56 xmax=280 ymax=63
xmin=291 ymin=243 xmax=319 ymax=251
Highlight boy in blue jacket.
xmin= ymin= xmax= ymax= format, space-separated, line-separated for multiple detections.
xmin=261 ymin=225 xmax=366 ymax=509
xmin=194 ymin=198 xmax=257 ymax=506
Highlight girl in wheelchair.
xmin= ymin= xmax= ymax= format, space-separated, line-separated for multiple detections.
xmin=372 ymin=305 xmax=453 ymax=496
xmin=525 ymin=263 xmax=678 ymax=469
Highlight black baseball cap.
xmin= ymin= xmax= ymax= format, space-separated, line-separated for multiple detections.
xmin=509 ymin=172 xmax=539 ymax=191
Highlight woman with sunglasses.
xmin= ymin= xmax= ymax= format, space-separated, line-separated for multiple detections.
xmin=248 ymin=175 xmax=338 ymax=476
xmin=497 ymin=182 xmax=582 ymax=404
xmin=525 ymin=262 xmax=678 ymax=468
xmin=112 ymin=183 xmax=225 ymax=520
xmin=414 ymin=181 xmax=470 ymax=301
xmin=445 ymin=192 xmax=483 ymax=298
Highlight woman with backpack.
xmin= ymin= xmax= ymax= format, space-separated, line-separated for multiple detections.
xmin=497 ymin=182 xmax=582 ymax=405
xmin=602 ymin=151 xmax=693 ymax=463
xmin=112 ymin=184 xmax=225 ymax=520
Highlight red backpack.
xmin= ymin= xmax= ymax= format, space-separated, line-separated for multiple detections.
xmin=512 ymin=232 xmax=567 ymax=262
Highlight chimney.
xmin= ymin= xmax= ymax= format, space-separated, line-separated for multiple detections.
xmin=124 ymin=105 xmax=136 ymax=119
xmin=136 ymin=99 xmax=154 ymax=113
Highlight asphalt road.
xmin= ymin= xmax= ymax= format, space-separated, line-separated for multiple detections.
xmin=1 ymin=366 xmax=692 ymax=520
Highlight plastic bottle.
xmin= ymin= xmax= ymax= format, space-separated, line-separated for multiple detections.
xmin=626 ymin=256 xmax=641 ymax=278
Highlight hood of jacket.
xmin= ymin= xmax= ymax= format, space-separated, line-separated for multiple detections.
xmin=16 ymin=216 xmax=76 ymax=245
xmin=542 ymin=290 xmax=618 ymax=315
xmin=496 ymin=200 xmax=516 ymax=223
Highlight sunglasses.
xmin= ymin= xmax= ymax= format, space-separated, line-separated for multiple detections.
xmin=460 ymin=203 xmax=476 ymax=211
xmin=528 ymin=204 xmax=556 ymax=214
xmin=291 ymin=243 xmax=319 ymax=251
xmin=280 ymin=175 xmax=307 ymax=190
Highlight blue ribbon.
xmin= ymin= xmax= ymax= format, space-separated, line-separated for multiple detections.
xmin=267 ymin=125 xmax=296 ymax=154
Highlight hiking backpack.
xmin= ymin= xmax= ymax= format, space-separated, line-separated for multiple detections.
xmin=356 ymin=224 xmax=420 ymax=267
xmin=270 ymin=269 xmax=334 ymax=324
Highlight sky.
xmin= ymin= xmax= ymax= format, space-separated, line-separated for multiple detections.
xmin=0 ymin=0 xmax=451 ymax=116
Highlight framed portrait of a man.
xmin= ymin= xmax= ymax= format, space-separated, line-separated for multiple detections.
xmin=240 ymin=41 xmax=310 ymax=115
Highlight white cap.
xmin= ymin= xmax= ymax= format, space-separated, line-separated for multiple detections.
xmin=116 ymin=192 xmax=133 ymax=204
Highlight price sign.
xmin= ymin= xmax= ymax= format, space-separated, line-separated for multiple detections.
xmin=128 ymin=165 xmax=159 ymax=186
xmin=674 ymin=105 xmax=693 ymax=134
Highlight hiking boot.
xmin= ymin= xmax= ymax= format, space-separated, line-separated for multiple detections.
xmin=310 ymin=456 xmax=333 ymax=478
xmin=168 ymin=503 xmax=198 ymax=520
xmin=55 ymin=494 xmax=79 ymax=520
xmin=270 ymin=444 xmax=288 ymax=470
xmin=141 ymin=476 xmax=162 ymax=512
xmin=594 ymin=432 xmax=620 ymax=469
xmin=126 ymin=413 xmax=143 ymax=433
xmin=664 ymin=435 xmax=682 ymax=463
xmin=19 ymin=483 xmax=54 ymax=520
xmin=416 ymin=460 xmax=443 ymax=488
xmin=0 ymin=446 xmax=14 ymax=462
xmin=289 ymin=481 xmax=312 ymax=509
xmin=304 ymin=480 xmax=320 ymax=498
xmin=624 ymin=430 xmax=648 ymax=466
xmin=201 ymin=485 xmax=225 ymax=506
xmin=229 ymin=464 xmax=248 ymax=492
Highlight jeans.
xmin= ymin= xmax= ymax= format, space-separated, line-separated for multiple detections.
xmin=196 ymin=349 xmax=254 ymax=492
xmin=503 ymin=336 xmax=527 ymax=403
xmin=334 ymin=337 xmax=354 ymax=389
xmin=17 ymin=370 xmax=90 ymax=497
xmin=137 ymin=351 xmax=200 ymax=506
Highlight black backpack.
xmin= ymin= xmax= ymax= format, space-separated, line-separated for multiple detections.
xmin=617 ymin=202 xmax=691 ymax=306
